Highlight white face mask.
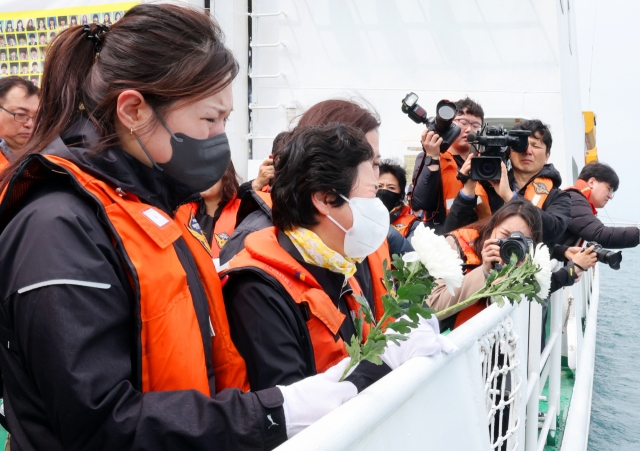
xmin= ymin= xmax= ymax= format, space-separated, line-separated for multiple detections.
xmin=327 ymin=194 xmax=390 ymax=259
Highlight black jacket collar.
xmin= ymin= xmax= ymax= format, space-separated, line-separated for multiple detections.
xmin=42 ymin=115 xmax=199 ymax=215
xmin=510 ymin=163 xmax=563 ymax=193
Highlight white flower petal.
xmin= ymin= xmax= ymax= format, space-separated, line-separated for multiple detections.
xmin=402 ymin=252 xmax=421 ymax=263
xmin=408 ymin=223 xmax=464 ymax=290
xmin=531 ymin=243 xmax=552 ymax=299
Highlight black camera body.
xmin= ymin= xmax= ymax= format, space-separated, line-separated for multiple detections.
xmin=585 ymin=242 xmax=622 ymax=270
xmin=467 ymin=126 xmax=531 ymax=181
xmin=401 ymin=92 xmax=461 ymax=153
xmin=496 ymin=232 xmax=533 ymax=264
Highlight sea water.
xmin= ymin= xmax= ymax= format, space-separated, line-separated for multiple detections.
xmin=589 ymin=246 xmax=640 ymax=450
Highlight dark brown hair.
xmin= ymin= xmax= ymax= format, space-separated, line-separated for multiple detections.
xmin=462 ymin=199 xmax=543 ymax=262
xmin=271 ymin=124 xmax=373 ymax=231
xmin=0 ymin=76 xmax=39 ymax=101
xmin=219 ymin=160 xmax=241 ymax=206
xmin=455 ymin=97 xmax=484 ymax=122
xmin=1 ymin=3 xmax=238 ymax=185
xmin=297 ymin=99 xmax=380 ymax=134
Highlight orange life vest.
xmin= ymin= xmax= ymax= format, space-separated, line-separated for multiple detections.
xmin=440 ymin=151 xmax=491 ymax=219
xmin=524 ymin=177 xmax=554 ymax=209
xmin=1 ymin=155 xmax=250 ymax=395
xmin=253 ymin=189 xmax=273 ymax=208
xmin=0 ymin=151 xmax=9 ymax=171
xmin=391 ymin=205 xmax=419 ymax=238
xmin=183 ymin=196 xmax=242 ymax=258
xmin=447 ymin=228 xmax=486 ymax=328
xmin=565 ymin=179 xmax=597 ymax=215
xmin=226 ymin=226 xmax=389 ymax=374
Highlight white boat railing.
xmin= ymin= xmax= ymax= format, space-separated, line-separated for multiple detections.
xmin=275 ymin=264 xmax=598 ymax=451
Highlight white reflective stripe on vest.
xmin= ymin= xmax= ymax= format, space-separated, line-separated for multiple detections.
xmin=17 ymin=279 xmax=111 ymax=294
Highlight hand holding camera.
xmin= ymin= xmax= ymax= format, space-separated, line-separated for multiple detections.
xmin=421 ymin=129 xmax=443 ymax=159
xmin=570 ymin=245 xmax=597 ymax=273
xmin=402 ymin=92 xmax=460 ymax=153
xmin=487 ymin=161 xmax=514 ymax=203
xmin=481 ymin=238 xmax=502 ymax=275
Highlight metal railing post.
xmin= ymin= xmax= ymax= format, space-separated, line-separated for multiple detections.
xmin=525 ymin=301 xmax=542 ymax=451
xmin=548 ymin=288 xmax=563 ymax=436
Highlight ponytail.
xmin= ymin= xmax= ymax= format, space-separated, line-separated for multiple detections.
xmin=0 ymin=4 xmax=238 ymax=189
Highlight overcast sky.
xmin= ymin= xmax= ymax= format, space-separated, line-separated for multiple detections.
xmin=576 ymin=0 xmax=640 ymax=224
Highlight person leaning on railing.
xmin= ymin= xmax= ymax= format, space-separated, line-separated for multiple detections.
xmin=552 ymin=162 xmax=639 ymax=261
xmin=428 ymin=200 xmax=597 ymax=332
xmin=0 ymin=5 xmax=387 ymax=449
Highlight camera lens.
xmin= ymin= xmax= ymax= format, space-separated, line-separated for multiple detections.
xmin=500 ymin=240 xmax=526 ymax=264
xmin=437 ymin=103 xmax=456 ymax=121
xmin=603 ymin=250 xmax=622 ymax=270
xmin=479 ymin=159 xmax=500 ymax=179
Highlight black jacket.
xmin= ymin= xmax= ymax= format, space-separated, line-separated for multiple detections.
xmin=219 ymin=190 xmax=414 ymax=267
xmin=443 ymin=164 xmax=572 ymax=248
xmin=223 ymin=231 xmax=391 ymax=392
xmin=0 ymin=119 xmax=287 ymax=451
xmin=552 ymin=189 xmax=639 ymax=260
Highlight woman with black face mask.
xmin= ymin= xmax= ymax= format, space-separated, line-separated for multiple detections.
xmin=0 ymin=5 xmax=371 ymax=450
xmin=377 ymin=159 xmax=421 ymax=240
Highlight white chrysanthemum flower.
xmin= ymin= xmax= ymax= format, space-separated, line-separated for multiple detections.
xmin=531 ymin=243 xmax=552 ymax=299
xmin=403 ymin=223 xmax=464 ymax=295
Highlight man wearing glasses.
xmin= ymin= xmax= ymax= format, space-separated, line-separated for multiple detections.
xmin=410 ymin=97 xmax=486 ymax=235
xmin=0 ymin=77 xmax=39 ymax=169
xmin=552 ymin=162 xmax=638 ymax=261
xmin=444 ymin=119 xmax=571 ymax=249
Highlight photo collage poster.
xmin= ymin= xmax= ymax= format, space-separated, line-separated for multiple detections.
xmin=0 ymin=2 xmax=139 ymax=87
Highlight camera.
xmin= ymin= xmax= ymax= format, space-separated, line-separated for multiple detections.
xmin=401 ymin=92 xmax=461 ymax=153
xmin=585 ymin=242 xmax=622 ymax=270
xmin=497 ymin=232 xmax=533 ymax=264
xmin=467 ymin=125 xmax=531 ymax=181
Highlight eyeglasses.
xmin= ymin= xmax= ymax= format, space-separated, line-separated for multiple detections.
xmin=0 ymin=105 xmax=35 ymax=124
xmin=606 ymin=184 xmax=615 ymax=199
xmin=454 ymin=118 xmax=483 ymax=132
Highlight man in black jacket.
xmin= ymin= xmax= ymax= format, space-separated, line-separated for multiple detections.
xmin=552 ymin=162 xmax=639 ymax=261
xmin=443 ymin=119 xmax=571 ymax=248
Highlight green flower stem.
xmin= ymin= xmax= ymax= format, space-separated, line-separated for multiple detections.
xmin=434 ymin=286 xmax=533 ymax=320
xmin=339 ymin=310 xmax=394 ymax=382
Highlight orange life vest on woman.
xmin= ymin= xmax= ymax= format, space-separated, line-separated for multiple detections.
xmin=226 ymin=226 xmax=389 ymax=374
xmin=391 ymin=205 xmax=419 ymax=238
xmin=183 ymin=196 xmax=242 ymax=258
xmin=440 ymin=151 xmax=491 ymax=219
xmin=1 ymin=155 xmax=249 ymax=395
xmin=565 ymin=179 xmax=598 ymax=215
xmin=447 ymin=227 xmax=486 ymax=328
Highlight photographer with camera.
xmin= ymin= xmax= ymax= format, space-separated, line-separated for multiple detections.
xmin=409 ymin=97 xmax=491 ymax=235
xmin=428 ymin=200 xmax=597 ymax=332
xmin=552 ymin=162 xmax=637 ymax=267
xmin=443 ymin=119 xmax=571 ymax=248
xmin=377 ymin=159 xmax=420 ymax=239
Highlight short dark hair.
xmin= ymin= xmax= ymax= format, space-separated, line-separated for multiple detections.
xmin=379 ymin=159 xmax=407 ymax=198
xmin=219 ymin=160 xmax=241 ymax=206
xmin=512 ymin=119 xmax=552 ymax=153
xmin=0 ymin=76 xmax=39 ymax=102
xmin=455 ymin=97 xmax=484 ymax=122
xmin=578 ymin=162 xmax=619 ymax=191
xmin=271 ymin=131 xmax=290 ymax=163
xmin=271 ymin=123 xmax=374 ymax=231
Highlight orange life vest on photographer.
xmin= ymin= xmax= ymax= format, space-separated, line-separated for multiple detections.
xmin=183 ymin=195 xmax=242 ymax=258
xmin=440 ymin=151 xmax=491 ymax=219
xmin=226 ymin=226 xmax=390 ymax=374
xmin=391 ymin=205 xmax=419 ymax=238
xmin=565 ymin=179 xmax=598 ymax=215
xmin=0 ymin=151 xmax=9 ymax=171
xmin=1 ymin=155 xmax=250 ymax=395
xmin=447 ymin=228 xmax=486 ymax=328
xmin=523 ymin=177 xmax=554 ymax=209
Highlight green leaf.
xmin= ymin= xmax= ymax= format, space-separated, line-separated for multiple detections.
xmin=397 ymin=284 xmax=428 ymax=304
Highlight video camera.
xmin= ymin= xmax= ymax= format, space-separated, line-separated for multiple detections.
xmin=466 ymin=125 xmax=531 ymax=181
xmin=401 ymin=92 xmax=461 ymax=153
xmin=497 ymin=232 xmax=533 ymax=264
xmin=585 ymin=242 xmax=622 ymax=270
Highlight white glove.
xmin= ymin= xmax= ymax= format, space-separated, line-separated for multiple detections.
xmin=380 ymin=314 xmax=457 ymax=370
xmin=277 ymin=358 xmax=358 ymax=438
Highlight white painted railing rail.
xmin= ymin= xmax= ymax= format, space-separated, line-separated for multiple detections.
xmin=275 ymin=264 xmax=597 ymax=451
xmin=561 ymin=265 xmax=599 ymax=451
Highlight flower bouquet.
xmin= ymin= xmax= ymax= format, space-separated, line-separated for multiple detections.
xmin=340 ymin=224 xmax=553 ymax=381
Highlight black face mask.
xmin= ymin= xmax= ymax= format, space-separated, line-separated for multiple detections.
xmin=134 ymin=118 xmax=231 ymax=194
xmin=376 ymin=189 xmax=403 ymax=212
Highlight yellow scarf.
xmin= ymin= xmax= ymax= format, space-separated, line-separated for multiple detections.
xmin=285 ymin=227 xmax=362 ymax=279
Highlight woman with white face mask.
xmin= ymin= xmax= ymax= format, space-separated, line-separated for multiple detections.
xmin=224 ymin=123 xmax=449 ymax=394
